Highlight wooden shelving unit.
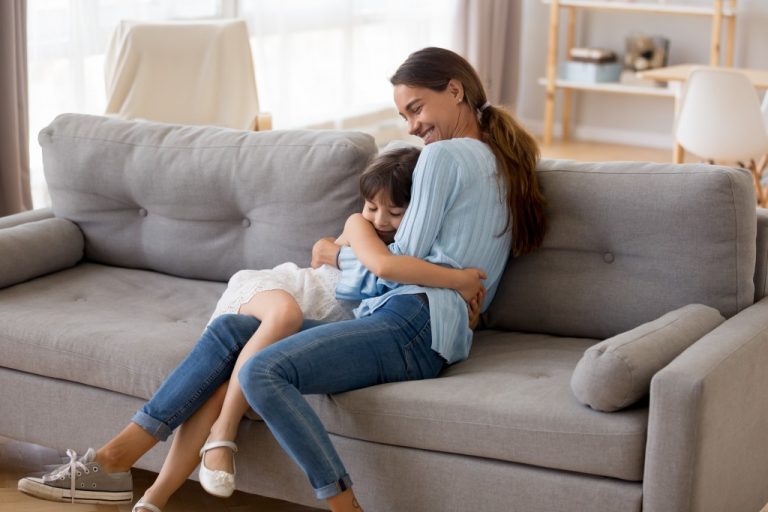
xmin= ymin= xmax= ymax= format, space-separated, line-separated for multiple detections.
xmin=541 ymin=0 xmax=737 ymax=144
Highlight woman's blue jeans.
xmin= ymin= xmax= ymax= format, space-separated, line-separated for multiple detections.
xmin=131 ymin=294 xmax=445 ymax=500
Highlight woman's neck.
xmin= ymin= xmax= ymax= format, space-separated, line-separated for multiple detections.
xmin=451 ymin=105 xmax=482 ymax=141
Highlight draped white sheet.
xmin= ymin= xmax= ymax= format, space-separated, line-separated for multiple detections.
xmin=104 ymin=19 xmax=259 ymax=130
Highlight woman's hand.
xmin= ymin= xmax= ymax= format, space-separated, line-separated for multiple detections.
xmin=454 ymin=268 xmax=487 ymax=302
xmin=467 ymin=286 xmax=487 ymax=330
xmin=311 ymin=237 xmax=341 ymax=269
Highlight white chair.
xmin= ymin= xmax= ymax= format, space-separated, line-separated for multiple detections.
xmin=675 ymin=68 xmax=768 ymax=206
xmin=762 ymin=91 xmax=768 ymax=131
xmin=104 ymin=19 xmax=270 ymax=131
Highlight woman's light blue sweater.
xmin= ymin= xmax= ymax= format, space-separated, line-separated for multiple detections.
xmin=336 ymin=137 xmax=512 ymax=364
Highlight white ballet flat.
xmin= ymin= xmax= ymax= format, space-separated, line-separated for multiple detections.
xmin=132 ymin=497 xmax=162 ymax=512
xmin=198 ymin=440 xmax=238 ymax=498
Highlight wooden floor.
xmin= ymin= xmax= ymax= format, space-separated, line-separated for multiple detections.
xmin=0 ymin=139 xmax=758 ymax=512
xmin=539 ymin=138 xmax=673 ymax=163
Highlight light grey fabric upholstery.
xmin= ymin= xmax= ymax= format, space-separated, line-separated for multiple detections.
xmin=487 ymin=160 xmax=756 ymax=340
xmin=330 ymin=435 xmax=642 ymax=512
xmin=0 ymin=367 xmax=643 ymax=512
xmin=0 ymin=207 xmax=52 ymax=229
xmin=753 ymin=208 xmax=768 ymax=301
xmin=571 ymin=304 xmax=725 ymax=412
xmin=308 ymin=330 xmax=647 ymax=481
xmin=0 ymin=265 xmax=646 ymax=480
xmin=0 ymin=218 xmax=84 ymax=288
xmin=40 ymin=114 xmax=377 ymax=282
xmin=643 ymin=296 xmax=768 ymax=512
xmin=0 ymin=263 xmax=223 ymax=400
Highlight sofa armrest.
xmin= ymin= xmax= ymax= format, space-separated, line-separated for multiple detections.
xmin=0 ymin=208 xmax=53 ymax=229
xmin=643 ymin=298 xmax=768 ymax=512
xmin=0 ymin=218 xmax=84 ymax=288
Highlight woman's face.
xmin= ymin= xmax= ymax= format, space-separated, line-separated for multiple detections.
xmin=362 ymin=190 xmax=406 ymax=243
xmin=394 ymin=81 xmax=467 ymax=145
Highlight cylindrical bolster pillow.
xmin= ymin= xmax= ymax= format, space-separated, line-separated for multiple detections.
xmin=570 ymin=304 xmax=725 ymax=412
xmin=0 ymin=218 xmax=84 ymax=288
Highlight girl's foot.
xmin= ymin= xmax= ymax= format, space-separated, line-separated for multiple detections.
xmin=133 ymin=496 xmax=162 ymax=512
xmin=198 ymin=440 xmax=238 ymax=498
xmin=200 ymin=440 xmax=235 ymax=474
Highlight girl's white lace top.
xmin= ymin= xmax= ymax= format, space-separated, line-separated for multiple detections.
xmin=208 ymin=263 xmax=357 ymax=325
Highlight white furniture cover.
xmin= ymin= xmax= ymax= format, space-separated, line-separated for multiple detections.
xmin=104 ymin=19 xmax=259 ymax=130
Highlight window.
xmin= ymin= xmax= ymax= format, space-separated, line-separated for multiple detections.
xmin=241 ymin=0 xmax=457 ymax=129
xmin=27 ymin=0 xmax=457 ymax=207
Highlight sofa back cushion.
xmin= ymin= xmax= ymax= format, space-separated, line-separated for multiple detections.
xmin=40 ymin=114 xmax=377 ymax=282
xmin=486 ymin=159 xmax=756 ymax=339
xmin=753 ymin=208 xmax=768 ymax=302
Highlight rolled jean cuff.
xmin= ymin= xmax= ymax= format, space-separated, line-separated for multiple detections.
xmin=131 ymin=410 xmax=173 ymax=442
xmin=314 ymin=474 xmax=353 ymax=500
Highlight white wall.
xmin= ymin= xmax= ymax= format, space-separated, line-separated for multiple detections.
xmin=515 ymin=0 xmax=768 ymax=148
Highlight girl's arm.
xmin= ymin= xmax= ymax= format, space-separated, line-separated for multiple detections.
xmin=341 ymin=213 xmax=486 ymax=302
xmin=335 ymin=143 xmax=464 ymax=301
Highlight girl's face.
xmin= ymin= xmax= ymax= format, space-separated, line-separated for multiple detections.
xmin=393 ymin=80 xmax=467 ymax=145
xmin=362 ymin=190 xmax=406 ymax=243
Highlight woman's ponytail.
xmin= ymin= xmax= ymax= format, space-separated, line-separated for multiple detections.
xmin=481 ymin=105 xmax=546 ymax=257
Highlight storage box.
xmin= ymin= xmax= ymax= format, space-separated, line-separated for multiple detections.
xmin=559 ymin=61 xmax=622 ymax=83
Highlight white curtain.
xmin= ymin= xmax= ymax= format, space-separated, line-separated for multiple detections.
xmin=239 ymin=0 xmax=458 ymax=129
xmin=453 ymin=0 xmax=522 ymax=108
xmin=26 ymin=0 xmax=219 ymax=208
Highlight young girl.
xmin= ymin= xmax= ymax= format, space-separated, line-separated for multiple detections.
xmin=131 ymin=146 xmax=486 ymax=511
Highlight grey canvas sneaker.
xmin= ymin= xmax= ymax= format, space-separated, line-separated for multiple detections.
xmin=17 ymin=448 xmax=132 ymax=504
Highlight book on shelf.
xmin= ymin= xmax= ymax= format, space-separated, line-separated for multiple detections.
xmin=618 ymin=69 xmax=666 ymax=88
xmin=568 ymin=47 xmax=617 ymax=64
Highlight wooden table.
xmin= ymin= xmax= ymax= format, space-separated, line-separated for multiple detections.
xmin=639 ymin=64 xmax=768 ymax=89
xmin=638 ymin=64 xmax=768 ymax=162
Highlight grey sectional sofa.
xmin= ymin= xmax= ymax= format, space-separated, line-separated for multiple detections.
xmin=1 ymin=114 xmax=767 ymax=512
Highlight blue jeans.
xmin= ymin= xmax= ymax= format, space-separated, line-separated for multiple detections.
xmin=132 ymin=294 xmax=445 ymax=500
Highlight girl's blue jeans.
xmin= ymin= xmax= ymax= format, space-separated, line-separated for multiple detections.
xmin=131 ymin=294 xmax=445 ymax=500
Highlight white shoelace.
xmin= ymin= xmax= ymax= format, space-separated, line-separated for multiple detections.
xmin=42 ymin=449 xmax=89 ymax=503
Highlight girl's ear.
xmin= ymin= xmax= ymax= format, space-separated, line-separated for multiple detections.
xmin=447 ymin=79 xmax=465 ymax=104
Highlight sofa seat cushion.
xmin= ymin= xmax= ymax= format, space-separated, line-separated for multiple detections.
xmin=0 ymin=265 xmax=647 ymax=481
xmin=307 ymin=330 xmax=648 ymax=481
xmin=0 ymin=263 xmax=223 ymax=400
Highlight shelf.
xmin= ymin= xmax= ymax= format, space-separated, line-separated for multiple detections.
xmin=540 ymin=0 xmax=736 ymax=146
xmin=543 ymin=1 xmax=736 ymax=17
xmin=537 ymin=78 xmax=676 ymax=97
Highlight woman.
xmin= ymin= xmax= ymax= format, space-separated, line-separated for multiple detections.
xmin=19 ymin=47 xmax=545 ymax=512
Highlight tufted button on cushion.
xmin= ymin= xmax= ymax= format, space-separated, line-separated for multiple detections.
xmin=241 ymin=218 xmax=251 ymax=228
xmin=603 ymin=252 xmax=614 ymax=264
xmin=138 ymin=208 xmax=148 ymax=217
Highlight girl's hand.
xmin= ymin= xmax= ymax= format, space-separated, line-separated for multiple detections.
xmin=311 ymin=237 xmax=341 ymax=268
xmin=455 ymin=268 xmax=487 ymax=302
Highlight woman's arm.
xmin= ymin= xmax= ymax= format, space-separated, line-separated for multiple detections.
xmin=341 ymin=213 xmax=486 ymax=301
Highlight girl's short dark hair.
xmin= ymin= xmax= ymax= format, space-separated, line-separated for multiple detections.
xmin=359 ymin=146 xmax=421 ymax=208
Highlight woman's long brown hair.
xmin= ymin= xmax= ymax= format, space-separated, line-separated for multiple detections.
xmin=390 ymin=47 xmax=546 ymax=256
